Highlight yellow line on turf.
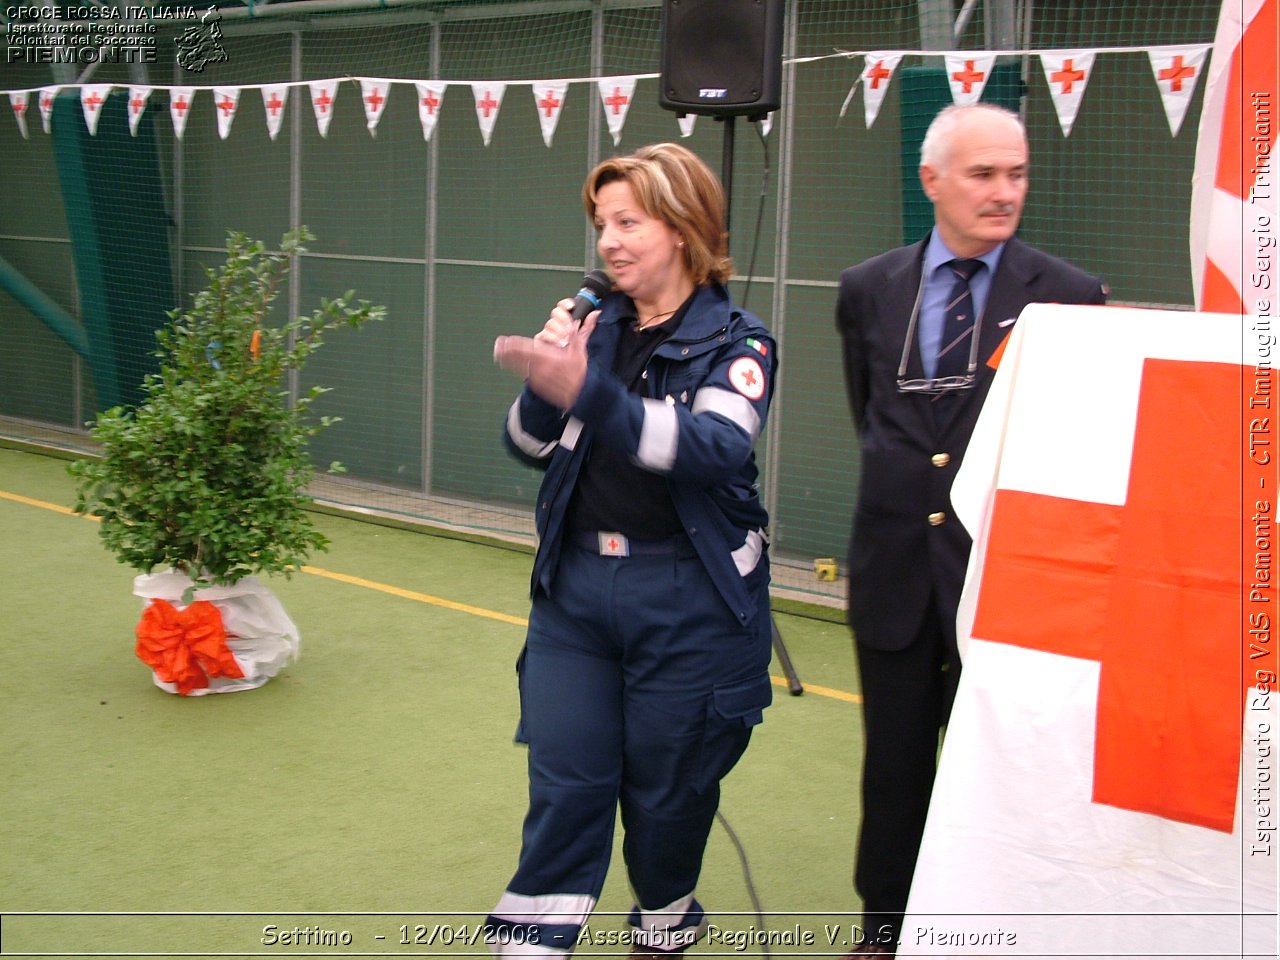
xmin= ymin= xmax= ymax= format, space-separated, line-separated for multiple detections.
xmin=4 ymin=486 xmax=861 ymax=703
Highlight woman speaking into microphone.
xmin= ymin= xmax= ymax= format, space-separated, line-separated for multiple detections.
xmin=487 ymin=142 xmax=778 ymax=958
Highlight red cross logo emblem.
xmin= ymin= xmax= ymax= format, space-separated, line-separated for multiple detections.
xmin=865 ymin=60 xmax=892 ymax=89
xmin=728 ymin=357 xmax=766 ymax=401
xmin=421 ymin=90 xmax=440 ymax=115
xmin=951 ymin=60 xmax=986 ymax=93
xmin=973 ymin=360 xmax=1271 ymax=833
xmin=313 ymin=89 xmax=333 ymax=114
xmin=1051 ymin=59 xmax=1086 ymax=94
xmin=1158 ymin=55 xmax=1197 ymax=92
xmin=172 ymin=97 xmax=190 ymax=116
xmin=130 ymin=95 xmax=146 ymax=116
xmin=365 ymin=87 xmax=385 ymax=114
xmin=604 ymin=87 xmax=629 ymax=115
xmin=12 ymin=100 xmax=26 ymax=116
xmin=217 ymin=97 xmax=236 ymax=116
xmin=538 ymin=89 xmax=562 ymax=118
xmin=477 ymin=90 xmax=499 ymax=118
xmin=83 ymin=92 xmax=105 ymax=113
xmin=266 ymin=93 xmax=285 ymax=117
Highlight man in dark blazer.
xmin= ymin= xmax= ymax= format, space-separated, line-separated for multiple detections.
xmin=835 ymin=103 xmax=1107 ymax=958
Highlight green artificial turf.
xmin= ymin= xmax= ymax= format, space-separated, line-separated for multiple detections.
xmin=0 ymin=447 xmax=868 ymax=958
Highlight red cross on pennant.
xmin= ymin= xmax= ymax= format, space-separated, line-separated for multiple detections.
xmin=12 ymin=101 xmax=26 ymax=116
xmin=865 ymin=60 xmax=892 ymax=89
xmin=266 ymin=94 xmax=284 ymax=116
xmin=1158 ymin=55 xmax=1197 ymax=91
xmin=606 ymin=536 xmax=621 ymax=553
xmin=172 ymin=97 xmax=190 ymax=115
xmin=421 ymin=90 xmax=440 ymax=114
xmin=1051 ymin=59 xmax=1086 ymax=93
xmin=951 ymin=60 xmax=986 ymax=93
xmin=41 ymin=93 xmax=53 ymax=111
xmin=83 ymin=92 xmax=104 ymax=112
xmin=365 ymin=87 xmax=385 ymax=113
xmin=604 ymin=87 xmax=629 ymax=114
xmin=217 ymin=97 xmax=235 ymax=116
xmin=314 ymin=89 xmax=332 ymax=113
xmin=477 ymin=90 xmax=499 ymax=117
xmin=538 ymin=89 xmax=562 ymax=118
xmin=130 ymin=95 xmax=146 ymax=115
xmin=972 ymin=359 xmax=1269 ymax=833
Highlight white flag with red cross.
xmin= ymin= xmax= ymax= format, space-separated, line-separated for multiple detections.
xmin=126 ymin=86 xmax=152 ymax=137
xmin=471 ymin=82 xmax=505 ymax=146
xmin=309 ymin=80 xmax=338 ymax=138
xmin=261 ymin=85 xmax=288 ymax=141
xmin=1148 ymin=43 xmax=1211 ymax=136
xmin=37 ymin=87 xmax=57 ymax=134
xmin=597 ymin=76 xmax=637 ymax=146
xmin=1190 ymin=0 xmax=1277 ymax=315
xmin=80 ymin=84 xmax=112 ymax=136
xmin=861 ymin=52 xmax=904 ymax=128
xmin=359 ymin=79 xmax=391 ymax=137
xmin=414 ymin=82 xmax=446 ymax=141
xmin=531 ymin=80 xmax=568 ymax=148
xmin=169 ymin=87 xmax=196 ymax=140
xmin=212 ymin=87 xmax=240 ymax=140
xmin=944 ymin=54 xmax=994 ymax=106
xmin=1038 ymin=50 xmax=1096 ymax=137
xmin=905 ymin=304 xmax=1279 ymax=959
xmin=9 ymin=91 xmax=29 ymax=140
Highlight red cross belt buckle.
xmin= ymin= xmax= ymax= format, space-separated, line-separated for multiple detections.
xmin=598 ymin=532 xmax=630 ymax=557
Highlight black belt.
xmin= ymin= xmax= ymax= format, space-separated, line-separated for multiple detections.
xmin=569 ymin=530 xmax=697 ymax=558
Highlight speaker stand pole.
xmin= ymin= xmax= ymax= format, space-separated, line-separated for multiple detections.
xmin=717 ymin=111 xmax=802 ymax=696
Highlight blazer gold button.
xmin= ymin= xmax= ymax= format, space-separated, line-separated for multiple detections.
xmin=928 ymin=512 xmax=946 ymax=526
xmin=931 ymin=453 xmax=951 ymax=468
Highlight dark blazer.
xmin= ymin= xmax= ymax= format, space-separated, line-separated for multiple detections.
xmin=836 ymin=235 xmax=1107 ymax=651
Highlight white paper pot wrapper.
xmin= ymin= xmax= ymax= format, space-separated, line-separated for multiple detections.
xmin=133 ymin=570 xmax=301 ymax=696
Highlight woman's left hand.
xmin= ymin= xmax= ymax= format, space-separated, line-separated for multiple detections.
xmin=494 ymin=311 xmax=599 ymax=410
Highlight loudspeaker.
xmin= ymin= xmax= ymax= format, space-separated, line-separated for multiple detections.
xmin=658 ymin=0 xmax=784 ymax=119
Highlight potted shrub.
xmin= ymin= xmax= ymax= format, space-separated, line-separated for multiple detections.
xmin=70 ymin=227 xmax=385 ymax=695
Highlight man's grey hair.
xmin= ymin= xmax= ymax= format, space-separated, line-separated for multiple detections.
xmin=919 ymin=103 xmax=1026 ymax=171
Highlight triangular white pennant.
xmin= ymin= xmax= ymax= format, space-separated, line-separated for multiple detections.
xmin=169 ymin=87 xmax=196 ymax=139
xmin=471 ymin=82 xmax=505 ymax=146
xmin=861 ymin=52 xmax=904 ymax=128
xmin=126 ymin=86 xmax=152 ymax=137
xmin=1148 ymin=44 xmax=1211 ymax=136
xmin=414 ymin=82 xmax=446 ymax=141
xmin=261 ymin=85 xmax=288 ymax=141
xmin=359 ymin=79 xmax=390 ymax=137
xmin=1038 ymin=52 xmax=1096 ymax=137
xmin=308 ymin=80 xmax=338 ymax=138
xmin=759 ymin=112 xmax=774 ymax=138
xmin=677 ymin=113 xmax=696 ymax=138
xmin=944 ymin=53 xmax=996 ymax=106
xmin=37 ymin=87 xmax=58 ymax=134
xmin=597 ymin=76 xmax=637 ymax=146
xmin=212 ymin=86 xmax=240 ymax=140
xmin=80 ymin=84 xmax=112 ymax=136
xmin=9 ymin=92 xmax=29 ymax=140
xmin=531 ymin=80 xmax=568 ymax=148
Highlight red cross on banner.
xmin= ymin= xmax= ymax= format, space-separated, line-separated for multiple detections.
xmin=308 ymin=80 xmax=338 ymax=138
xmin=80 ymin=84 xmax=111 ymax=136
xmin=414 ymin=82 xmax=446 ymax=142
xmin=169 ymin=87 xmax=195 ymax=140
xmin=261 ymin=86 xmax=288 ymax=141
xmin=127 ymin=86 xmax=152 ymax=138
xmin=1039 ymin=51 xmax=1096 ymax=136
xmin=944 ymin=53 xmax=995 ymax=106
xmin=973 ymin=358 xmax=1261 ymax=832
xmin=533 ymin=80 xmax=568 ymax=148
xmin=38 ymin=87 xmax=57 ymax=134
xmin=1148 ymin=44 xmax=1211 ymax=135
xmin=860 ymin=52 xmax=903 ymax=128
xmin=212 ymin=86 xmax=240 ymax=141
xmin=471 ymin=82 xmax=506 ymax=146
xmin=8 ymin=91 xmax=29 ymax=140
xmin=597 ymin=76 xmax=637 ymax=146
xmin=359 ymin=79 xmax=390 ymax=137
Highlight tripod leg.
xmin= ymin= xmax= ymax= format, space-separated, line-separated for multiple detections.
xmin=771 ymin=613 xmax=803 ymax=695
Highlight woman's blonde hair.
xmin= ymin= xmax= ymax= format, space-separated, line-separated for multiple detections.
xmin=583 ymin=142 xmax=733 ymax=286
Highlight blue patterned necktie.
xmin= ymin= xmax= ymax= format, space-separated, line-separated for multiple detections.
xmin=935 ymin=258 xmax=984 ymax=380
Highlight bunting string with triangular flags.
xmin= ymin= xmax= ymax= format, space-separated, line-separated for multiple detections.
xmin=2 ymin=45 xmax=1215 ymax=145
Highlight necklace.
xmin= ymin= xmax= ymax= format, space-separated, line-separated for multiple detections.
xmin=635 ymin=308 xmax=677 ymax=332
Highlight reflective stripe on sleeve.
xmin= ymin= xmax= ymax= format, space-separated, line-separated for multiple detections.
xmin=690 ymin=385 xmax=762 ymax=442
xmin=560 ymin=416 xmax=584 ymax=452
xmin=506 ymin=399 xmax=557 ymax=460
xmin=635 ymin=398 xmax=679 ymax=472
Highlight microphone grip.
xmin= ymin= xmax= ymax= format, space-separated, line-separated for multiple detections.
xmin=569 ymin=269 xmax=612 ymax=326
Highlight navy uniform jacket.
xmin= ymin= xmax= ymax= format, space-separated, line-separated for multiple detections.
xmin=505 ymin=281 xmax=776 ymax=626
xmin=836 ymin=235 xmax=1107 ymax=651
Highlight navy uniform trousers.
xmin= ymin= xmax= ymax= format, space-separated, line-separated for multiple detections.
xmin=486 ymin=536 xmax=773 ymax=956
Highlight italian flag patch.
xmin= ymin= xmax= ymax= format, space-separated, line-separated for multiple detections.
xmin=746 ymin=337 xmax=768 ymax=355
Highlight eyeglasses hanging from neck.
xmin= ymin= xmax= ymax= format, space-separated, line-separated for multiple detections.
xmin=896 ymin=265 xmax=984 ymax=396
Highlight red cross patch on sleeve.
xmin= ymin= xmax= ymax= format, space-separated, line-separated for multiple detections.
xmin=728 ymin=356 xmax=766 ymax=401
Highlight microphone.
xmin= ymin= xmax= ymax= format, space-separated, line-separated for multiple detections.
xmin=570 ymin=269 xmax=612 ymax=325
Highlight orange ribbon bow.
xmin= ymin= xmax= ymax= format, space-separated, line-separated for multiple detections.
xmin=135 ymin=599 xmax=244 ymax=696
